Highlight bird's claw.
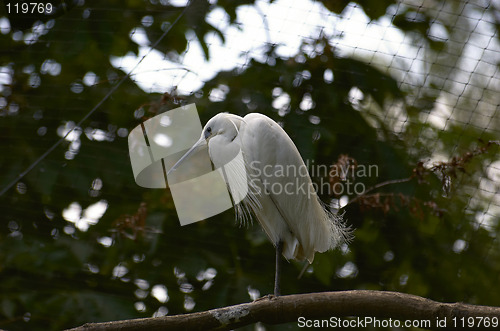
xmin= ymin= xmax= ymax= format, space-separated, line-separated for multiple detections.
xmin=253 ymin=294 xmax=278 ymax=302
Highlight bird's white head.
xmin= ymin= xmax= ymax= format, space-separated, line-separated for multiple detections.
xmin=168 ymin=113 xmax=245 ymax=175
xmin=202 ymin=113 xmax=244 ymax=142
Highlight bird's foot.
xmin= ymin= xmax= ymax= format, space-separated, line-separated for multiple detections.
xmin=253 ymin=294 xmax=278 ymax=302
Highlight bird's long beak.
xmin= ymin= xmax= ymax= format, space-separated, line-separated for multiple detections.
xmin=167 ymin=137 xmax=207 ymax=176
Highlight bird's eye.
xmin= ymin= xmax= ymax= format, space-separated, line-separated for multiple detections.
xmin=204 ymin=127 xmax=212 ymax=139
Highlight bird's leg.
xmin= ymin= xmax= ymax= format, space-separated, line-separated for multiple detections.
xmin=274 ymin=240 xmax=283 ymax=297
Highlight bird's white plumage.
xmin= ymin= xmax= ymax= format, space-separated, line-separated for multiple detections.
xmin=197 ymin=112 xmax=351 ymax=263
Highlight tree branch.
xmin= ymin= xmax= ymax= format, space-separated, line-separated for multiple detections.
xmin=67 ymin=290 xmax=500 ymax=330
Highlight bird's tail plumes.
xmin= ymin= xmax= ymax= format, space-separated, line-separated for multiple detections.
xmin=319 ymin=202 xmax=353 ymax=250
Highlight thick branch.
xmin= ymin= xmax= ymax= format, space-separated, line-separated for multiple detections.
xmin=67 ymin=290 xmax=500 ymax=330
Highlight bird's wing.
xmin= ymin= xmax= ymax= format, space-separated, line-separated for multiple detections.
xmin=241 ymin=113 xmax=334 ymax=262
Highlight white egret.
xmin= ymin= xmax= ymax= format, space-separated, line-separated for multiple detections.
xmin=168 ymin=113 xmax=351 ymax=296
